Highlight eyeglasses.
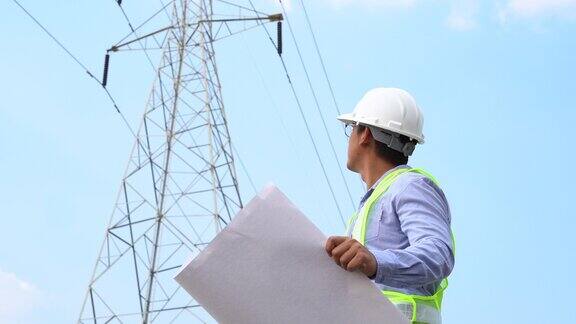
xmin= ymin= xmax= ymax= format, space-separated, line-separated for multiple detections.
xmin=344 ymin=123 xmax=356 ymax=138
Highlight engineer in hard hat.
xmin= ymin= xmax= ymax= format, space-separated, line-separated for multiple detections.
xmin=325 ymin=88 xmax=455 ymax=324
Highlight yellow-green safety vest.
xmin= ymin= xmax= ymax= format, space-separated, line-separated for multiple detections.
xmin=346 ymin=168 xmax=455 ymax=324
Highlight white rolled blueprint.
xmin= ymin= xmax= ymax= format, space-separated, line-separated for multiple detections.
xmin=174 ymin=185 xmax=408 ymax=324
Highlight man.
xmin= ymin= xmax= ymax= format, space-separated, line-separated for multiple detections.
xmin=325 ymin=88 xmax=454 ymax=324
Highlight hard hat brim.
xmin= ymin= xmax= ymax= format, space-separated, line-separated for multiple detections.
xmin=336 ymin=113 xmax=357 ymax=125
xmin=336 ymin=112 xmax=425 ymax=144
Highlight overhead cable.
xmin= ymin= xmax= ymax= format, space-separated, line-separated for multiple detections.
xmin=232 ymin=144 xmax=258 ymax=196
xmin=238 ymin=31 xmax=330 ymax=223
xmin=246 ymin=0 xmax=348 ymax=228
xmin=11 ymin=0 xmax=141 ymax=144
xmin=298 ymin=0 xmax=343 ymax=115
xmin=297 ymin=0 xmax=366 ymax=192
xmin=12 ymin=0 xmax=94 ymax=80
xmin=277 ymin=0 xmax=356 ymax=211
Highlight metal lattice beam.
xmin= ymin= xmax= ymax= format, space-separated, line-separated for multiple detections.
xmin=78 ymin=1 xmax=281 ymax=322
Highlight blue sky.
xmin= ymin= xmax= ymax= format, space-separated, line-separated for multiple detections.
xmin=1 ymin=0 xmax=575 ymax=323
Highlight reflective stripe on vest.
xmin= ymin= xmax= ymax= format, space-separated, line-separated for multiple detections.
xmin=346 ymin=168 xmax=454 ymax=324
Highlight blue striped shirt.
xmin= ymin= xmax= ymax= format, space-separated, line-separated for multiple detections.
xmin=349 ymin=165 xmax=454 ymax=296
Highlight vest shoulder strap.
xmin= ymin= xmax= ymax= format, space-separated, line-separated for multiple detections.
xmin=352 ymin=167 xmax=432 ymax=243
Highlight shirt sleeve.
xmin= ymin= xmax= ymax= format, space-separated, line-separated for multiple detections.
xmin=371 ymin=177 xmax=455 ymax=289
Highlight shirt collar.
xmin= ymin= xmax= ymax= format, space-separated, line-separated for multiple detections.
xmin=358 ymin=164 xmax=410 ymax=207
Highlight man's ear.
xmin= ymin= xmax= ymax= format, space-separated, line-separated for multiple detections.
xmin=359 ymin=127 xmax=372 ymax=146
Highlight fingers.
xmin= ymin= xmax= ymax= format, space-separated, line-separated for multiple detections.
xmin=331 ymin=239 xmax=355 ymax=261
xmin=325 ymin=236 xmax=376 ymax=278
xmin=339 ymin=244 xmax=361 ymax=268
xmin=326 ymin=237 xmax=365 ymax=269
xmin=325 ymin=236 xmax=348 ymax=255
xmin=348 ymin=250 xmax=377 ymax=278
xmin=346 ymin=252 xmax=367 ymax=272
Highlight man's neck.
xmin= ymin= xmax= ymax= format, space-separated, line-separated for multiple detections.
xmin=361 ymin=158 xmax=397 ymax=190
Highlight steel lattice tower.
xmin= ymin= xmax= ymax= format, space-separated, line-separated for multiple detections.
xmin=78 ymin=1 xmax=282 ymax=322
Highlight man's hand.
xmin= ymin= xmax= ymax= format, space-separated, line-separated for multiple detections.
xmin=325 ymin=236 xmax=377 ymax=278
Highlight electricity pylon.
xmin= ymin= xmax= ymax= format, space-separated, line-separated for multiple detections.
xmin=78 ymin=1 xmax=282 ymax=322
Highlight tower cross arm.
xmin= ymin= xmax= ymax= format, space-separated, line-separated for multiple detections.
xmin=108 ymin=13 xmax=283 ymax=52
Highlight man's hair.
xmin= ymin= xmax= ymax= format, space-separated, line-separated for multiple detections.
xmin=356 ymin=125 xmax=410 ymax=166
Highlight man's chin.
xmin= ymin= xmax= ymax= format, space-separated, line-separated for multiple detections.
xmin=346 ymin=162 xmax=357 ymax=173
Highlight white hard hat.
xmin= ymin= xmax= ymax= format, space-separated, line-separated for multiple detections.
xmin=337 ymin=87 xmax=425 ymax=144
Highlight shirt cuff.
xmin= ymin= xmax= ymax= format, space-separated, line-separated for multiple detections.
xmin=371 ymin=249 xmax=398 ymax=285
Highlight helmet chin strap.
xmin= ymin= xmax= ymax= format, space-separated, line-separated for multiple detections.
xmin=366 ymin=126 xmax=417 ymax=157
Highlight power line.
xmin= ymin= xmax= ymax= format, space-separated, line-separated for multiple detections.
xmin=277 ymin=0 xmax=356 ymax=212
xmin=11 ymin=0 xmax=142 ymax=148
xmin=14 ymin=0 xmax=351 ymax=228
xmin=11 ymin=0 xmax=95 ymax=79
xmin=298 ymin=0 xmax=343 ymax=116
xmin=113 ymin=0 xmax=175 ymax=47
xmin=112 ymin=0 xmax=169 ymax=74
xmin=232 ymin=143 xmax=258 ymax=195
xmin=238 ymin=31 xmax=330 ymax=223
xmin=277 ymin=50 xmax=347 ymax=228
xmin=245 ymin=0 xmax=347 ymax=228
xmin=297 ymin=0 xmax=366 ymax=195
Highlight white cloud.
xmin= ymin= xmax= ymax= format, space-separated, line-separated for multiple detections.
xmin=319 ymin=0 xmax=576 ymax=28
xmin=446 ymin=0 xmax=480 ymax=30
xmin=0 ymin=268 xmax=42 ymax=322
xmin=500 ymin=0 xmax=576 ymax=21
